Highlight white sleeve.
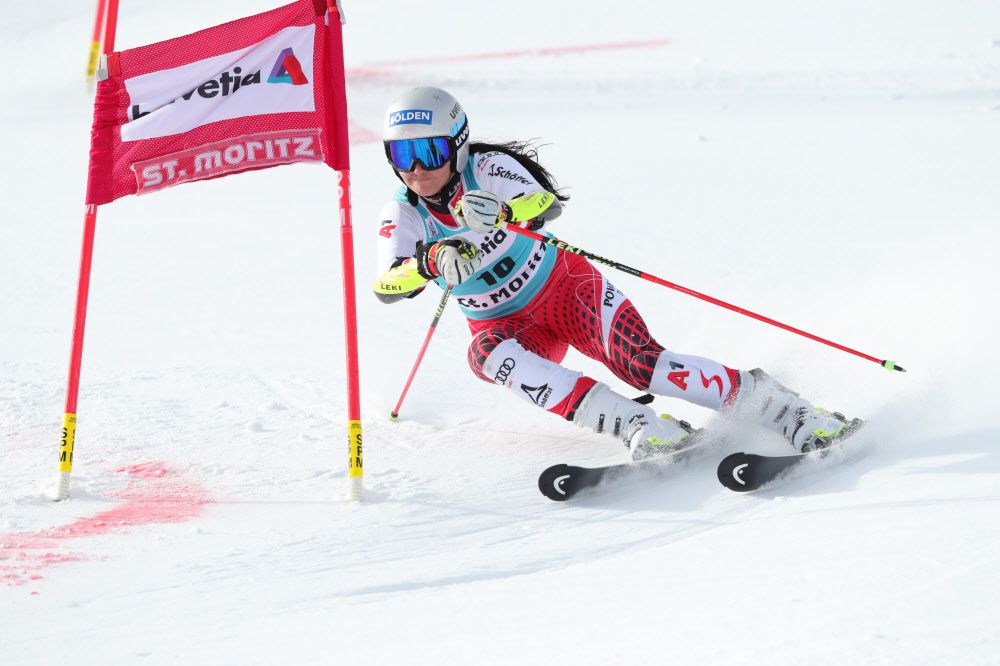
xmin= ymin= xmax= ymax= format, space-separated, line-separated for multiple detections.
xmin=472 ymin=151 xmax=546 ymax=203
xmin=376 ymin=200 xmax=425 ymax=274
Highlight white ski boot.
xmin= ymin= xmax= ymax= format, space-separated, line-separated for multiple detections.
xmin=730 ymin=368 xmax=856 ymax=452
xmin=572 ymin=383 xmax=696 ymax=460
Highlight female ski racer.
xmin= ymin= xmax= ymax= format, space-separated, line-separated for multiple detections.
xmin=374 ymin=86 xmax=854 ymax=459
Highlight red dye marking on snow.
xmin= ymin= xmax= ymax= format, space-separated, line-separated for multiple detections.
xmin=341 ymin=39 xmax=671 ymax=145
xmin=362 ymin=38 xmax=671 ymax=69
xmin=115 ymin=461 xmax=170 ymax=478
xmin=348 ymin=119 xmax=381 ymax=145
xmin=344 ymin=66 xmax=395 ymax=81
xmin=0 ymin=461 xmax=209 ymax=587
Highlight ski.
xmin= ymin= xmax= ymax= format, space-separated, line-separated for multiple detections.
xmin=716 ymin=451 xmax=811 ymax=492
xmin=538 ymin=461 xmax=639 ymax=501
xmin=717 ymin=419 xmax=864 ymax=492
xmin=538 ymin=438 xmax=706 ymax=501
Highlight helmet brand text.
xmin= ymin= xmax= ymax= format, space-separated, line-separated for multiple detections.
xmin=389 ymin=109 xmax=433 ymax=126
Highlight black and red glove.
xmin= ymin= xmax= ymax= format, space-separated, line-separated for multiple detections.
xmin=414 ymin=239 xmax=481 ymax=285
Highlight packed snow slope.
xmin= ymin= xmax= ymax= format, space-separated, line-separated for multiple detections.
xmin=2 ymin=1 xmax=999 ymax=664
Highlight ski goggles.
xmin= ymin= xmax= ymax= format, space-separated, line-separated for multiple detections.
xmin=385 ymin=136 xmax=453 ymax=172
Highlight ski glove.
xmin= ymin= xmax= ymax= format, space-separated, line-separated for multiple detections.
xmin=414 ymin=239 xmax=481 ymax=285
xmin=455 ymin=190 xmax=513 ymax=235
xmin=456 ymin=190 xmax=562 ymax=233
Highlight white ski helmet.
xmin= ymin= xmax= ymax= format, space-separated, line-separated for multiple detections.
xmin=382 ymin=86 xmax=470 ymax=173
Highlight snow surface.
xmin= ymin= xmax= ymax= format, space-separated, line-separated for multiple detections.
xmin=2 ymin=0 xmax=1000 ymax=663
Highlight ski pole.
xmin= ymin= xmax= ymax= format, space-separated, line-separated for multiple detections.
xmin=504 ymin=224 xmax=905 ymax=372
xmin=390 ymin=284 xmax=454 ymax=420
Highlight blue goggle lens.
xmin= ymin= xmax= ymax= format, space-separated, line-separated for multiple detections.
xmin=386 ymin=137 xmax=452 ymax=172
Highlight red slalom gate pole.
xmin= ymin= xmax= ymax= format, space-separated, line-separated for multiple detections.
xmin=505 ymin=225 xmax=906 ymax=373
xmin=326 ymin=0 xmax=365 ymax=500
xmin=84 ymin=0 xmax=107 ymax=85
xmin=56 ymin=0 xmax=120 ymax=501
xmin=337 ymin=169 xmax=364 ymax=501
xmin=390 ymin=285 xmax=453 ymax=421
xmin=56 ymin=205 xmax=98 ymax=499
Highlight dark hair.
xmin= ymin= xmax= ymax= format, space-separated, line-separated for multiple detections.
xmin=469 ymin=140 xmax=570 ymax=202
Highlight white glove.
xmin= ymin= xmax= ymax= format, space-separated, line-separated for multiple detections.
xmin=415 ymin=239 xmax=481 ymax=285
xmin=457 ymin=190 xmax=509 ymax=234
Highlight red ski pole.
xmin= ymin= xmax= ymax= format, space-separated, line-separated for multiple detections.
xmin=390 ymin=285 xmax=454 ymax=420
xmin=505 ymin=225 xmax=905 ymax=372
